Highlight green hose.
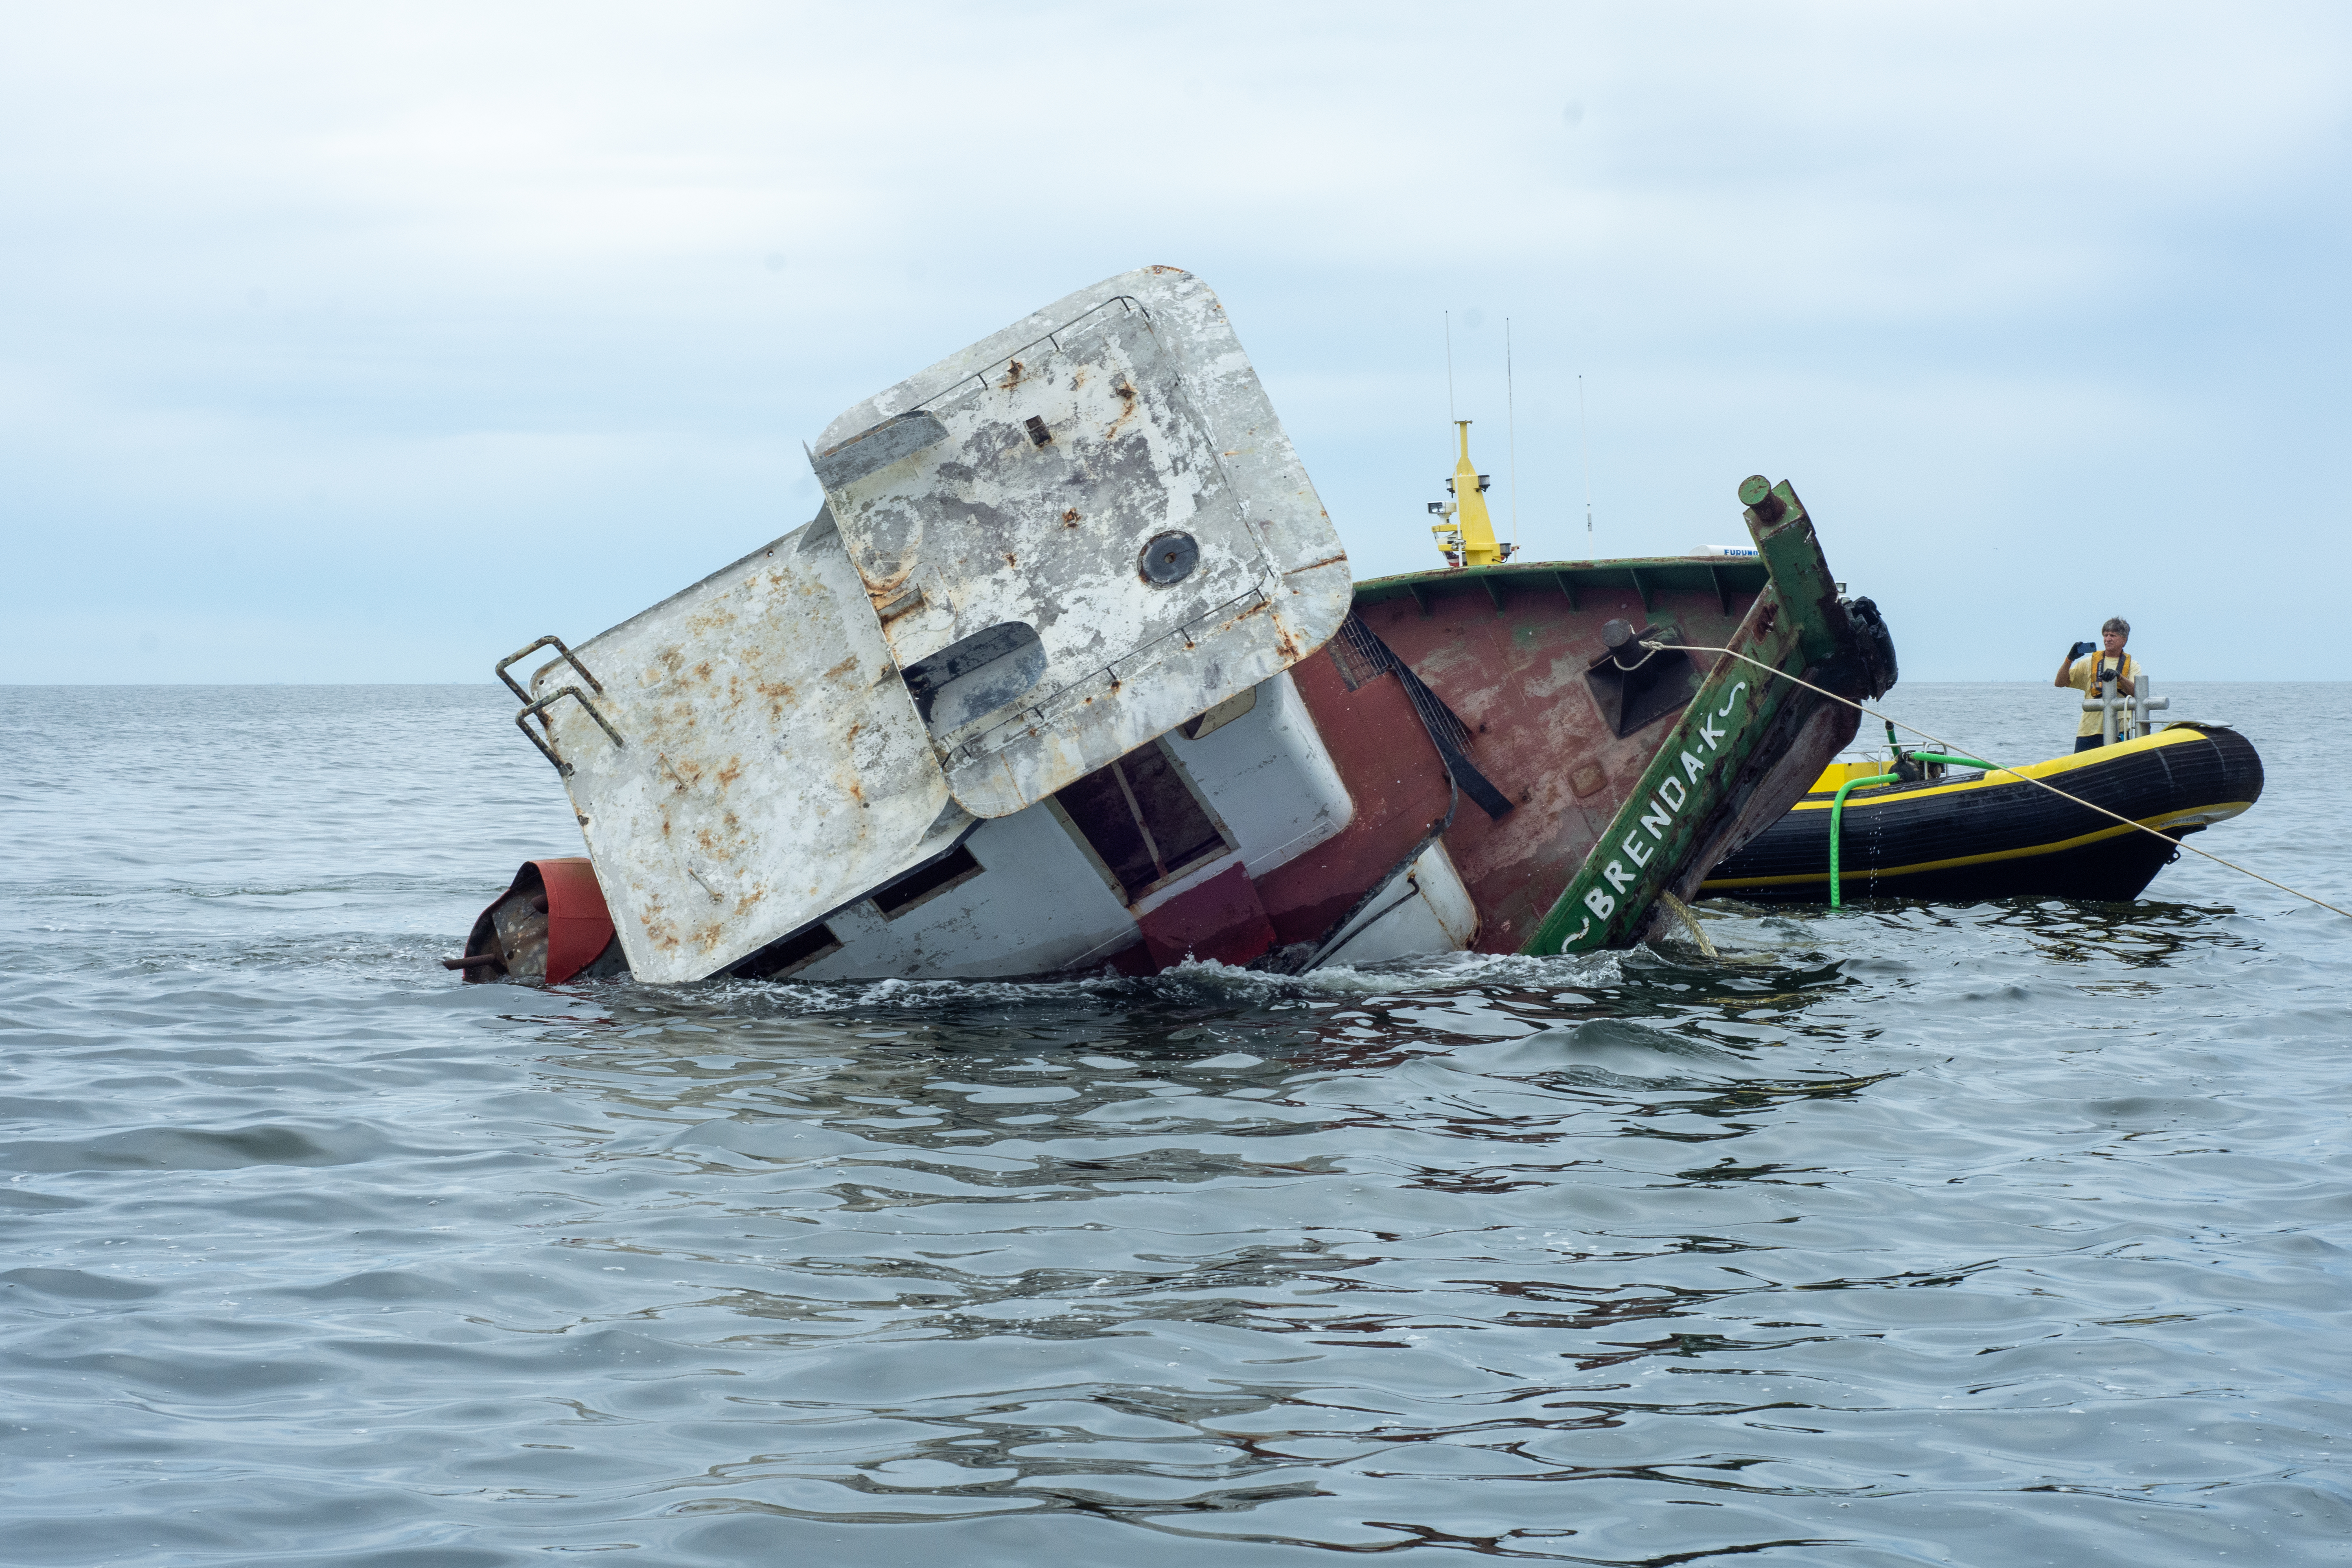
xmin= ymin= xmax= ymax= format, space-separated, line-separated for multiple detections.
xmin=1828 ymin=772 xmax=1896 ymax=908
xmin=1904 ymin=751 xmax=1998 ymax=772
xmin=1883 ymin=723 xmax=1999 ymax=775
xmin=1824 ymin=751 xmax=2000 ymax=907
xmin=1828 ymin=725 xmax=2004 ymax=907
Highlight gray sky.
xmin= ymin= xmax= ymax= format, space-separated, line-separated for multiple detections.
xmin=4 ymin=1 xmax=2345 ymax=683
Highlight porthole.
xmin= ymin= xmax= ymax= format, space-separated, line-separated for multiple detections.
xmin=1138 ymin=531 xmax=1199 ymax=586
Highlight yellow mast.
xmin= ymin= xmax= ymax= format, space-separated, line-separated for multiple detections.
xmin=1428 ymin=420 xmax=1510 ymax=567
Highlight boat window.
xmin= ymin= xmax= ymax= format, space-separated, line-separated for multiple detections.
xmin=1055 ymin=743 xmax=1231 ymax=902
xmin=871 ymin=844 xmax=983 ymax=919
xmin=1178 ymin=685 xmax=1257 ymax=740
xmin=732 ymin=920 xmax=842 ymax=979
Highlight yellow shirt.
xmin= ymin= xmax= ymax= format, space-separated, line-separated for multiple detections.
xmin=2067 ymin=651 xmax=2139 ymax=737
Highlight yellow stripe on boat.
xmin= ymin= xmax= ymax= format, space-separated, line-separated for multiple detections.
xmin=1700 ymin=799 xmax=2258 ymax=890
xmin=1698 ymin=725 xmax=2265 ymax=902
xmin=1789 ymin=726 xmax=2210 ymax=808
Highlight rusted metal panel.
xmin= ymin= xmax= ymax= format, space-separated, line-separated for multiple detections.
xmin=1522 ymin=480 xmax=1885 ymax=953
xmin=1136 ymin=862 xmax=1277 ymax=968
xmin=1353 ymin=557 xmax=1769 ymax=615
xmin=1355 ymin=561 xmax=1768 ymax=953
xmin=811 ymin=267 xmax=1352 ymax=819
xmin=529 ymin=512 xmax=964 ymax=984
xmin=1263 ymin=643 xmax=1463 ymax=965
xmin=1345 ymin=481 xmax=1890 ymax=957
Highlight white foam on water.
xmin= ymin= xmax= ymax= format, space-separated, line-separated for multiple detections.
xmin=688 ymin=946 xmax=1630 ymax=1016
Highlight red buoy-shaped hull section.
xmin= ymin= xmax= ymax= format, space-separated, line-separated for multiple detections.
xmin=451 ymin=858 xmax=621 ymax=984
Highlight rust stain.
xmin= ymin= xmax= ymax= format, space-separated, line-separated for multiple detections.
xmin=859 ymin=563 xmax=918 ymax=599
xmin=645 ymin=911 xmax=679 ymax=952
xmin=821 ymin=655 xmax=859 ymax=681
xmin=753 ymin=678 xmax=796 ymax=724
xmin=1285 ymin=552 xmax=1349 ymax=574
xmin=716 ymin=756 xmax=744 ymax=789
xmin=999 ymin=358 xmax=1025 ymax=389
xmin=1104 ymin=380 xmax=1140 ymax=440
xmin=1004 ymin=552 xmax=1017 ymax=568
xmin=1061 ymin=509 xmax=1081 ymax=526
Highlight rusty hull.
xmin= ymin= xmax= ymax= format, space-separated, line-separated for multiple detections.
xmin=1332 ymin=476 xmax=1892 ymax=961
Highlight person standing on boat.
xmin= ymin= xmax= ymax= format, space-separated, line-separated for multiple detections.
xmin=2056 ymin=617 xmax=2138 ymax=751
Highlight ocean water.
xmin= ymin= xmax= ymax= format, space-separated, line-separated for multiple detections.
xmin=2 ymin=681 xmax=2346 ymax=1568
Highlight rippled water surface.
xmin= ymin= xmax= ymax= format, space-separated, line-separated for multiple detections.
xmin=4 ymin=683 xmax=2348 ymax=1566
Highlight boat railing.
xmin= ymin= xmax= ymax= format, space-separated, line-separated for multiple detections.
xmin=2084 ymin=670 xmax=2169 ymax=746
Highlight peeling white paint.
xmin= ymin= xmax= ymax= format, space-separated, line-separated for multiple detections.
xmin=815 ymin=268 xmax=1352 ymax=819
xmin=531 ymin=513 xmax=957 ymax=984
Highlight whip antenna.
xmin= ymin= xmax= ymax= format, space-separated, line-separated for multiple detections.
xmin=1579 ymin=373 xmax=1592 ymax=536
xmin=1506 ymin=318 xmax=1520 ymax=553
xmin=1444 ymin=310 xmax=1456 ymax=425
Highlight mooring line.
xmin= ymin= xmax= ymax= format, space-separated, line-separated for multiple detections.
xmin=1647 ymin=640 xmax=2352 ymax=922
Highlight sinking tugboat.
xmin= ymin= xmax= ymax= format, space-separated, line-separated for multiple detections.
xmin=453 ymin=266 xmax=1896 ymax=985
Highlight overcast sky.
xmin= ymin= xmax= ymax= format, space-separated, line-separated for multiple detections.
xmin=4 ymin=1 xmax=2346 ymax=684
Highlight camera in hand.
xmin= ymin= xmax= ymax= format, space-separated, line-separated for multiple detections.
xmin=2068 ymin=640 xmax=2096 ymax=661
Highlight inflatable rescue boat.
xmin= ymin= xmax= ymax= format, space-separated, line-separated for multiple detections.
xmin=1699 ymin=723 xmax=2264 ymax=905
